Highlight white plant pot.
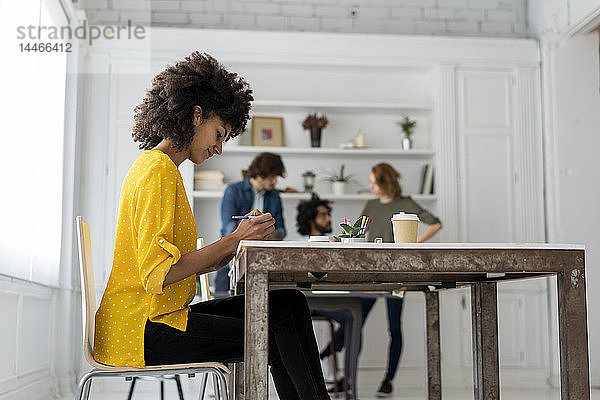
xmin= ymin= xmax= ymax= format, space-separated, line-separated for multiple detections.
xmin=342 ymin=237 xmax=366 ymax=243
xmin=332 ymin=181 xmax=346 ymax=195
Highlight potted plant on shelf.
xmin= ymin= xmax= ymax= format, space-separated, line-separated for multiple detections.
xmin=397 ymin=115 xmax=417 ymax=150
xmin=302 ymin=113 xmax=328 ymax=147
xmin=324 ymin=164 xmax=354 ymax=195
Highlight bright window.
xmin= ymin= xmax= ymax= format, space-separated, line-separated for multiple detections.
xmin=0 ymin=0 xmax=68 ymax=286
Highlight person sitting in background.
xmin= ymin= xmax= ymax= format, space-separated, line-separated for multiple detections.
xmin=321 ymin=162 xmax=443 ymax=397
xmin=214 ymin=152 xmax=286 ymax=295
xmin=296 ymin=193 xmax=333 ymax=238
xmin=297 ymin=194 xmax=357 ymax=390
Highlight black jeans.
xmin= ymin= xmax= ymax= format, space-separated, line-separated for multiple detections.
xmin=144 ymin=289 xmax=330 ymax=400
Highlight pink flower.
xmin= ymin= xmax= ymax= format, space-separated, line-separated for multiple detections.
xmin=302 ymin=113 xmax=328 ymax=130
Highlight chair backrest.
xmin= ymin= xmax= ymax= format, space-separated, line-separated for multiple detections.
xmin=76 ymin=219 xmax=213 ymax=367
xmin=76 ymin=216 xmax=99 ymax=367
xmin=197 ymin=238 xmax=211 ymax=302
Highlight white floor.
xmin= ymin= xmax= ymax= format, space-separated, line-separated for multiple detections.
xmin=71 ymin=363 xmax=600 ymax=400
xmin=82 ymin=381 xmax=600 ymax=400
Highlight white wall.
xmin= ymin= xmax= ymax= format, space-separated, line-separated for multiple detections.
xmin=530 ymin=0 xmax=600 ymax=385
xmin=0 ymin=1 xmax=82 ymax=399
xmin=551 ymin=32 xmax=600 ymax=382
xmin=81 ymin=0 xmax=528 ymax=37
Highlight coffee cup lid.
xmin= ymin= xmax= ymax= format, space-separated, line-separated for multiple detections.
xmin=391 ymin=212 xmax=419 ymax=222
xmin=309 ymin=235 xmax=330 ymax=242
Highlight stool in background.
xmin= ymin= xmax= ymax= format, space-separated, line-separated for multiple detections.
xmin=311 ymin=315 xmax=340 ymax=394
xmin=307 ymin=296 xmax=364 ymax=400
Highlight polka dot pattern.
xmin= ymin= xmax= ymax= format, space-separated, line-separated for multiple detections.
xmin=94 ymin=150 xmax=197 ymax=368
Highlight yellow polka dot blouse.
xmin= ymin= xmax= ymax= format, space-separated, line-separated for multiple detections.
xmin=94 ymin=150 xmax=197 ymax=367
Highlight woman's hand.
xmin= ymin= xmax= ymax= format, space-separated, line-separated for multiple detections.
xmin=233 ymin=209 xmax=276 ymax=241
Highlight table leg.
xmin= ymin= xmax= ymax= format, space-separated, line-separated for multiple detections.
xmin=557 ymin=268 xmax=590 ymax=399
xmin=244 ymin=270 xmax=269 ymax=399
xmin=425 ymin=291 xmax=442 ymax=400
xmin=471 ymin=282 xmax=499 ymax=400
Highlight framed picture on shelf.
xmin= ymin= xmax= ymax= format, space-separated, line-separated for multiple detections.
xmin=251 ymin=116 xmax=284 ymax=146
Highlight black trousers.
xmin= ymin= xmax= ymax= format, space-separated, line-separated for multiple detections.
xmin=144 ymin=289 xmax=330 ymax=400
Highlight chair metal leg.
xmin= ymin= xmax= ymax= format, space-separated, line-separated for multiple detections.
xmin=75 ymin=371 xmax=94 ymax=400
xmin=197 ymin=373 xmax=208 ymax=400
xmin=82 ymin=377 xmax=92 ymax=400
xmin=326 ymin=319 xmax=339 ymax=394
xmin=126 ymin=377 xmax=137 ymax=400
xmin=216 ymin=370 xmax=229 ymax=400
xmin=212 ymin=374 xmax=221 ymax=400
xmin=175 ymin=375 xmax=185 ymax=400
xmin=160 ymin=380 xmax=165 ymax=400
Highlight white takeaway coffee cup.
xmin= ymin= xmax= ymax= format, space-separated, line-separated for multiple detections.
xmin=391 ymin=213 xmax=419 ymax=243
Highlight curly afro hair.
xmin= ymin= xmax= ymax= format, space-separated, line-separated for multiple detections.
xmin=132 ymin=52 xmax=253 ymax=151
xmin=296 ymin=193 xmax=332 ymax=236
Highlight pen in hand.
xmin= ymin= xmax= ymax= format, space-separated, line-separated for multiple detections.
xmin=232 ymin=215 xmax=258 ymax=220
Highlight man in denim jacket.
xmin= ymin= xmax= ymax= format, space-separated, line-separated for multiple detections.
xmin=214 ymin=152 xmax=287 ymax=295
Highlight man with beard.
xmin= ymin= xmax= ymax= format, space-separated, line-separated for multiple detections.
xmin=297 ymin=194 xmax=349 ymax=391
xmin=296 ymin=193 xmax=332 ymax=237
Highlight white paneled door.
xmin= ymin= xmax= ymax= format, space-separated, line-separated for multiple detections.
xmin=455 ymin=67 xmax=547 ymax=383
xmin=457 ymin=69 xmax=515 ymax=243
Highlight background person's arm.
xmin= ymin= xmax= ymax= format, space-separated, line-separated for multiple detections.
xmin=272 ymin=193 xmax=286 ymax=239
xmin=220 ymin=184 xmax=240 ymax=237
xmin=406 ymin=196 xmax=442 ymax=243
xmin=417 ymin=223 xmax=442 ymax=242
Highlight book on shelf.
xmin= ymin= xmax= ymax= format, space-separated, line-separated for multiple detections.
xmin=420 ymin=164 xmax=434 ymax=195
xmin=194 ymin=169 xmax=225 ymax=191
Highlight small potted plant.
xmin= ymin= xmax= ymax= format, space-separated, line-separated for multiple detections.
xmin=334 ymin=216 xmax=371 ymax=243
xmin=302 ymin=113 xmax=328 ymax=147
xmin=324 ymin=164 xmax=354 ymax=195
xmin=397 ymin=115 xmax=417 ymax=150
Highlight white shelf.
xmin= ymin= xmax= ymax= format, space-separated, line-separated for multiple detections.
xmin=252 ymin=100 xmax=433 ymax=113
xmin=222 ymin=145 xmax=435 ymax=157
xmin=192 ymin=190 xmax=436 ymax=202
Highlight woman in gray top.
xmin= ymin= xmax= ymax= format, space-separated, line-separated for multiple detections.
xmin=320 ymin=163 xmax=443 ymax=396
xmin=362 ymin=162 xmax=442 ymax=243
xmin=362 ymin=162 xmax=442 ymax=397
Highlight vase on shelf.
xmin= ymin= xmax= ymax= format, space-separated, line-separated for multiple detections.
xmin=401 ymin=137 xmax=412 ymax=150
xmin=332 ymin=181 xmax=346 ymax=195
xmin=310 ymin=127 xmax=322 ymax=147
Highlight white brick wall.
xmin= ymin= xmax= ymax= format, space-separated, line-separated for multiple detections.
xmin=81 ymin=0 xmax=529 ymax=37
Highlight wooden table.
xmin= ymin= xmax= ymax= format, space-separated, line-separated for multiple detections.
xmin=232 ymin=242 xmax=589 ymax=400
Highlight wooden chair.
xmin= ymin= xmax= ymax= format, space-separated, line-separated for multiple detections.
xmin=75 ymin=216 xmax=230 ymax=400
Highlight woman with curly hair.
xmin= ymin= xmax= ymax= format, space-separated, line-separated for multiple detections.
xmin=94 ymin=52 xmax=331 ymax=400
